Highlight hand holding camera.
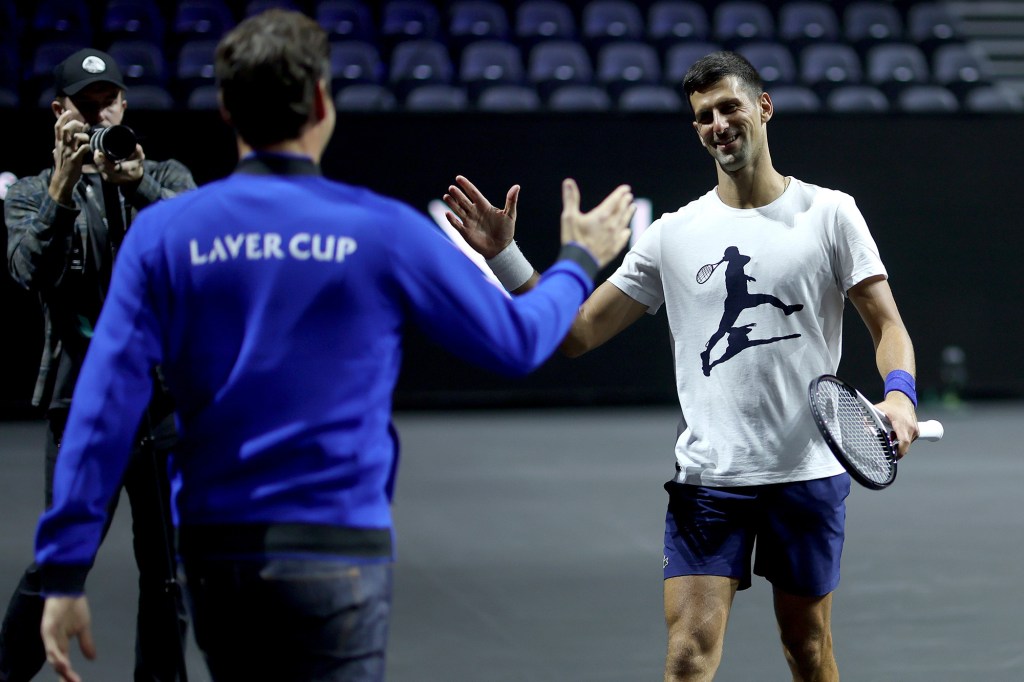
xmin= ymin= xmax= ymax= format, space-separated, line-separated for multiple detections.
xmin=91 ymin=124 xmax=144 ymax=184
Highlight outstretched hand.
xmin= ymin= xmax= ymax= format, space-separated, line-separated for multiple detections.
xmin=560 ymin=179 xmax=634 ymax=269
xmin=443 ymin=175 xmax=520 ymax=259
xmin=41 ymin=595 xmax=96 ymax=682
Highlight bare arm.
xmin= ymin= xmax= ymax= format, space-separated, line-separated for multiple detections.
xmin=848 ymin=275 xmax=919 ymax=456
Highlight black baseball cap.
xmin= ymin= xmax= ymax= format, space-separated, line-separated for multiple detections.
xmin=54 ymin=48 xmax=127 ymax=96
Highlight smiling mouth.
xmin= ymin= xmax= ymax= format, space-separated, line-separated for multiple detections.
xmin=714 ymin=134 xmax=739 ymax=148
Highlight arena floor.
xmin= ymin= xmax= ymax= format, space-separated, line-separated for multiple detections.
xmin=1 ymin=402 xmax=1021 ymax=681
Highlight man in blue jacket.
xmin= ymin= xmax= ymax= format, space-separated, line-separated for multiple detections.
xmin=35 ymin=9 xmax=635 ymax=682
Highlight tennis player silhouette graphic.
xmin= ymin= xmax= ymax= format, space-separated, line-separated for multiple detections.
xmin=699 ymin=246 xmax=803 ymax=376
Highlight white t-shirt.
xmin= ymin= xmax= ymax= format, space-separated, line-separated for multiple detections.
xmin=608 ymin=178 xmax=886 ymax=486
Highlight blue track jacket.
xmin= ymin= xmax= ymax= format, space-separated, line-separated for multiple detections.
xmin=34 ymin=154 xmax=597 ymax=593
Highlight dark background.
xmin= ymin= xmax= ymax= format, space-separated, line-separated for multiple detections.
xmin=1 ymin=110 xmax=1019 ymax=417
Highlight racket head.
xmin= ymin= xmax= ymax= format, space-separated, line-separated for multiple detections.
xmin=807 ymin=374 xmax=898 ymax=490
xmin=696 ymin=263 xmax=716 ymax=284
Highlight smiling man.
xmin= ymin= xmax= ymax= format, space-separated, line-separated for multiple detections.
xmin=441 ymin=51 xmax=923 ymax=681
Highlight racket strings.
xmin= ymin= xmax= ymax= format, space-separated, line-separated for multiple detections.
xmin=815 ymin=382 xmax=894 ymax=484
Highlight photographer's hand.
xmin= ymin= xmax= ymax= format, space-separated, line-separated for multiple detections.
xmin=49 ymin=110 xmax=91 ymax=205
xmin=95 ymin=144 xmax=145 ymax=186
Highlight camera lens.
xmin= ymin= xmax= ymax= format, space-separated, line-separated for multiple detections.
xmin=88 ymin=125 xmax=137 ymax=162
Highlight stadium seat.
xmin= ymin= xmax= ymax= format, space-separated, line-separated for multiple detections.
xmin=175 ymin=39 xmax=219 ymax=98
xmin=108 ymin=40 xmax=167 ymax=87
xmin=0 ymin=43 xmax=19 ymax=94
xmin=27 ymin=41 xmax=88 ymax=101
xmin=126 ymin=84 xmax=174 ymax=109
xmin=448 ymin=1 xmax=509 ymax=52
xmin=713 ymin=1 xmax=774 ymax=47
xmin=334 ymin=83 xmax=399 ymax=110
xmin=31 ymin=0 xmax=93 ymax=44
xmin=186 ymin=84 xmax=220 ymax=109
xmin=477 ymin=84 xmax=542 ymax=111
xmin=245 ymin=0 xmax=300 ymax=17
xmin=389 ymin=39 xmax=454 ymax=96
xmin=618 ymin=84 xmax=683 ymax=111
xmin=405 ymin=84 xmax=469 ymax=111
xmin=329 ymin=40 xmax=384 ymax=90
xmin=172 ymin=0 xmax=236 ymax=43
xmin=908 ymin=2 xmax=961 ymax=54
xmin=866 ymin=43 xmax=929 ymax=95
xmin=528 ymin=40 xmax=593 ymax=97
xmin=932 ymin=43 xmax=990 ymax=98
xmin=0 ymin=88 xmax=18 ymax=108
xmin=582 ymin=0 xmax=645 ymax=50
xmin=825 ymin=84 xmax=889 ymax=112
xmin=737 ymin=42 xmax=796 ymax=85
xmin=596 ymin=41 xmax=661 ymax=97
xmin=381 ymin=0 xmax=441 ymax=50
xmin=515 ymin=1 xmax=577 ymax=46
xmin=897 ymin=84 xmax=958 ymax=112
xmin=315 ymin=1 xmax=375 ymax=42
xmin=844 ymin=2 xmax=903 ymax=50
xmin=664 ymin=41 xmax=722 ymax=85
xmin=799 ymin=43 xmax=863 ymax=94
xmin=102 ymin=0 xmax=166 ymax=44
xmin=0 ymin=0 xmax=21 ymax=43
xmin=547 ymin=84 xmax=612 ymax=111
xmin=767 ymin=84 xmax=821 ymax=113
xmin=459 ymin=40 xmax=524 ymax=96
xmin=963 ymin=85 xmax=1024 ymax=113
xmin=647 ymin=2 xmax=709 ymax=48
xmin=778 ymin=2 xmax=839 ymax=46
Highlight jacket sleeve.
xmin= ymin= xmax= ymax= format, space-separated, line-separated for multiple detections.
xmin=33 ymin=222 xmax=164 ymax=594
xmin=5 ymin=174 xmax=81 ymax=291
xmin=125 ymin=158 xmax=197 ymax=212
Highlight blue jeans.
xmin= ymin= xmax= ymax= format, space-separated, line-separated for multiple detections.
xmin=182 ymin=557 xmax=392 ymax=682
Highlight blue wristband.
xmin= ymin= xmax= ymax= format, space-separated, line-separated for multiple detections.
xmin=884 ymin=369 xmax=917 ymax=407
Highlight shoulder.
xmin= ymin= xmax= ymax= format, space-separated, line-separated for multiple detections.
xmin=650 ymin=189 xmax=717 ymax=231
xmin=789 ymin=178 xmax=856 ymax=209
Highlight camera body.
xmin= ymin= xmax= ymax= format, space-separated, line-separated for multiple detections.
xmin=88 ymin=124 xmax=137 ymax=162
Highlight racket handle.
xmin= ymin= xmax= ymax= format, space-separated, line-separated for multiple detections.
xmin=917 ymin=420 xmax=944 ymax=441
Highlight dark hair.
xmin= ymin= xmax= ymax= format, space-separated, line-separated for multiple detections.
xmin=215 ymin=9 xmax=330 ymax=148
xmin=682 ymin=51 xmax=763 ymax=110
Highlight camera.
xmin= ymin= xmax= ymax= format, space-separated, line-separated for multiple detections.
xmin=88 ymin=124 xmax=137 ymax=162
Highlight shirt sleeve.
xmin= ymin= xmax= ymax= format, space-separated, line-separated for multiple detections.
xmin=607 ymin=219 xmax=665 ymax=314
xmin=34 ymin=220 xmax=165 ymax=594
xmin=832 ymin=192 xmax=887 ymax=293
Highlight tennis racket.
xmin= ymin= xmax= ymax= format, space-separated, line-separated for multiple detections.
xmin=807 ymin=374 xmax=944 ymax=490
xmin=696 ymin=260 xmax=723 ymax=284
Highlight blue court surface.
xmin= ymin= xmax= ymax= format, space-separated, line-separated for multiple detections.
xmin=1 ymin=403 xmax=1021 ymax=681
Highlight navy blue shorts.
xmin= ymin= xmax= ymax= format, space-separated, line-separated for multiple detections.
xmin=662 ymin=473 xmax=851 ymax=596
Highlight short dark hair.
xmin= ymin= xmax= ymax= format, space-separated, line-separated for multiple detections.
xmin=682 ymin=51 xmax=763 ymax=111
xmin=215 ymin=9 xmax=330 ymax=148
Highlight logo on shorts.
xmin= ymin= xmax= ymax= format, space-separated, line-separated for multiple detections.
xmin=663 ymin=555 xmax=669 ymax=569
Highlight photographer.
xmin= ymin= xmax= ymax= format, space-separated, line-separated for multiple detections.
xmin=2 ymin=48 xmax=195 ymax=681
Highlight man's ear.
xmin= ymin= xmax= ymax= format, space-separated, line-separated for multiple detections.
xmin=760 ymin=92 xmax=773 ymax=123
xmin=217 ymin=90 xmax=232 ymax=127
xmin=312 ymin=78 xmax=329 ymax=122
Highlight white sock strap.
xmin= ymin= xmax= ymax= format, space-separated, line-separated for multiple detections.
xmin=485 ymin=240 xmax=535 ymax=291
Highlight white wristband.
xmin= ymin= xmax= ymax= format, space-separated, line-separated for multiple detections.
xmin=485 ymin=240 xmax=535 ymax=291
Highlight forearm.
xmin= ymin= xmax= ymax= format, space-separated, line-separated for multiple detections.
xmin=124 ymin=159 xmax=197 ymax=211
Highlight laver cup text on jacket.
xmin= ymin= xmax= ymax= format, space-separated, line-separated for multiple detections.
xmin=189 ymin=232 xmax=358 ymax=265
